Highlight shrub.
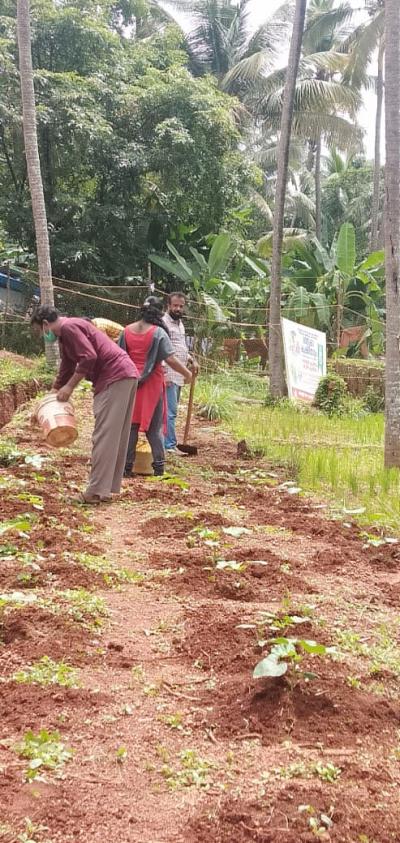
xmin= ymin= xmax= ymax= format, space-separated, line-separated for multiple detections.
xmin=363 ymin=386 xmax=384 ymax=413
xmin=314 ymin=374 xmax=348 ymax=416
xmin=195 ymin=380 xmax=234 ymax=421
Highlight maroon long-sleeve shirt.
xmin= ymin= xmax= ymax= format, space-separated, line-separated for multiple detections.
xmin=54 ymin=318 xmax=138 ymax=395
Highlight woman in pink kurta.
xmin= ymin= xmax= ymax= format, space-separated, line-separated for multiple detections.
xmin=119 ymin=298 xmax=192 ymax=476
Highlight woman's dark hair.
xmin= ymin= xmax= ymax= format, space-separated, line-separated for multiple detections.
xmin=30 ymin=305 xmax=60 ymax=326
xmin=140 ymin=296 xmax=170 ymax=335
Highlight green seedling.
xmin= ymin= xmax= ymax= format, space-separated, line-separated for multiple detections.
xmin=298 ymin=805 xmax=333 ymax=838
xmin=57 ymin=589 xmax=108 ymax=627
xmin=161 ymin=749 xmax=214 ymax=790
xmin=17 ymin=817 xmax=52 ymax=843
xmin=0 ymin=514 xmax=34 ymax=536
xmin=15 ymin=493 xmax=44 ymax=508
xmin=75 ymin=552 xmax=144 ymax=586
xmin=16 ymin=572 xmax=37 ymax=585
xmin=14 ymin=730 xmax=73 ymax=781
xmin=131 ymin=665 xmax=145 ymax=684
xmin=13 ymin=656 xmax=80 ymax=688
xmin=259 ymin=611 xmax=312 ymax=633
xmin=313 ymin=762 xmax=341 ymax=783
xmin=0 ymin=542 xmax=18 ymax=557
xmin=187 ymin=526 xmax=220 ymax=548
xmin=143 ymin=682 xmax=162 ymax=697
xmin=160 ymin=712 xmax=184 ymax=730
xmin=0 ymin=441 xmax=24 ymax=466
xmin=253 ymin=637 xmax=336 ymax=681
xmin=148 ymin=473 xmax=189 ymax=490
xmin=346 ymin=675 xmax=361 ymax=689
xmin=116 ymin=746 xmax=128 ymax=764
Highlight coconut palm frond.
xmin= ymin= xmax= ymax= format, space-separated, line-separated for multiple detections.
xmin=244 ymin=0 xmax=294 ymax=55
xmin=287 ymin=190 xmax=316 ymax=229
xmin=257 ymin=138 xmax=305 ymax=172
xmin=302 ymin=2 xmax=355 ymax=56
xmin=323 ymin=147 xmax=352 ymax=175
xmin=263 ymin=78 xmax=361 ymax=121
xmin=258 ymin=229 xmax=308 ymax=259
xmin=222 ymin=50 xmax=274 ymax=89
xmin=301 ymin=49 xmax=350 ymax=76
xmin=291 ymin=112 xmax=363 ymax=150
xmin=250 ymin=190 xmax=274 ymax=223
xmin=341 ymin=9 xmax=384 ymax=88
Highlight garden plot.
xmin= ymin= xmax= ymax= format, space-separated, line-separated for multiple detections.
xmin=0 ymin=388 xmax=399 ymax=843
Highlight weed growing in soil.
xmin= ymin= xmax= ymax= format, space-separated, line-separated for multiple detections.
xmin=116 ymin=746 xmax=128 ymax=764
xmin=160 ymin=712 xmax=184 ymax=730
xmin=187 ymin=526 xmax=220 ymax=548
xmin=0 ymin=513 xmax=35 ymax=536
xmin=57 ymin=589 xmax=108 ymax=627
xmin=160 ymin=748 xmax=215 ymax=790
xmin=14 ymin=729 xmax=73 ymax=781
xmin=0 ymin=440 xmax=24 ymax=467
xmin=17 ymin=817 xmax=52 ymax=843
xmin=13 ymin=656 xmax=80 ymax=688
xmin=298 ymin=804 xmax=334 ymax=837
xmin=275 ymin=761 xmax=341 ymax=783
xmin=314 ymin=762 xmax=341 ymax=782
xmin=74 ymin=552 xmax=144 ymax=586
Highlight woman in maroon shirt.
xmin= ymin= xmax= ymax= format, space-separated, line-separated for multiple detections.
xmin=31 ymin=306 xmax=138 ymax=503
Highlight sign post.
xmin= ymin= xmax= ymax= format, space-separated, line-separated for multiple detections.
xmin=281 ymin=317 xmax=326 ymax=403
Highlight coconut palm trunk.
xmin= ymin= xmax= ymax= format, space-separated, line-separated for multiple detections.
xmin=384 ymin=0 xmax=400 ymax=467
xmin=314 ymin=133 xmax=322 ymax=241
xmin=371 ymin=36 xmax=384 ymax=251
xmin=269 ymin=0 xmax=308 ymax=397
xmin=17 ymin=0 xmax=57 ymax=364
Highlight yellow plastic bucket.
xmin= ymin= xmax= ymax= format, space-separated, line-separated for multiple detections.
xmin=36 ymin=394 xmax=78 ymax=448
xmin=134 ymin=438 xmax=153 ymax=475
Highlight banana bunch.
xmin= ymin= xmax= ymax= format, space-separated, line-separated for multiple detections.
xmin=92 ymin=317 xmax=123 ymax=341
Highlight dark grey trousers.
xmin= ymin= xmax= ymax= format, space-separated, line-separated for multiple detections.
xmin=85 ymin=377 xmax=137 ymax=499
xmin=125 ymin=396 xmax=164 ymax=472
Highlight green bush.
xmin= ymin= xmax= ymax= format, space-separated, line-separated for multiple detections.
xmin=363 ymin=386 xmax=384 ymax=413
xmin=314 ymin=374 xmax=348 ymax=416
xmin=195 ymin=379 xmax=235 ymax=421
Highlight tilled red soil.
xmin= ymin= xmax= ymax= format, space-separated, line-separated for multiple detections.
xmin=0 ymin=388 xmax=399 ymax=842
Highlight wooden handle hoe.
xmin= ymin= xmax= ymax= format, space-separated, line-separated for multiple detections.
xmin=178 ymin=373 xmax=198 ymax=455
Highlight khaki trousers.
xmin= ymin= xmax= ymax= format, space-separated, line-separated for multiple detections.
xmin=85 ymin=377 xmax=137 ymax=500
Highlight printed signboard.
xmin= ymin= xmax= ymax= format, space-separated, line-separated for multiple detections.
xmin=281 ymin=317 xmax=327 ymax=402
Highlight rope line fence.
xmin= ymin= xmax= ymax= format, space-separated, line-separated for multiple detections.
xmin=0 ymin=267 xmax=386 ymax=368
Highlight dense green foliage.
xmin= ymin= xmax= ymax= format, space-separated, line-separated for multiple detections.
xmin=314 ymin=373 xmax=349 ymax=416
xmin=0 ymin=0 xmax=253 ymax=280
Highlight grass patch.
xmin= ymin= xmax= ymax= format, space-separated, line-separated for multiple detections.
xmin=0 ymin=356 xmax=53 ymax=392
xmin=202 ymin=372 xmax=399 ymax=530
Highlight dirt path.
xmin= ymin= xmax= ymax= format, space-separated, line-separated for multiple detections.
xmin=1 ymin=391 xmax=400 ymax=843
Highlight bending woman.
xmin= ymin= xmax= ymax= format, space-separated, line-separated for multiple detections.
xmin=119 ymin=297 xmax=192 ymax=477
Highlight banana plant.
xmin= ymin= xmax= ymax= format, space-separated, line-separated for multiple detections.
xmin=149 ymin=232 xmax=268 ymax=340
xmin=277 ymin=224 xmax=384 ymax=351
xmin=316 ymin=222 xmax=384 ymax=350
